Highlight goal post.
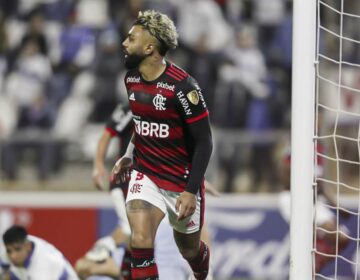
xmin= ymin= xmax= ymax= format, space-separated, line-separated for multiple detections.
xmin=290 ymin=0 xmax=317 ymax=278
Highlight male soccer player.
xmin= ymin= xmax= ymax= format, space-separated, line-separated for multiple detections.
xmin=0 ymin=225 xmax=79 ymax=280
xmin=77 ymin=105 xmax=217 ymax=279
xmin=75 ymin=105 xmax=191 ymax=280
xmin=112 ymin=10 xmax=213 ymax=280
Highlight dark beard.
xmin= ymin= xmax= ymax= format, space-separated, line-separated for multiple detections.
xmin=124 ymin=53 xmax=146 ymax=69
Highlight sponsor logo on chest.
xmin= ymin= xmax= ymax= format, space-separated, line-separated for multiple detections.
xmin=156 ymin=81 xmax=175 ymax=92
xmin=133 ymin=119 xmax=169 ymax=138
xmin=126 ymin=76 xmax=140 ymax=84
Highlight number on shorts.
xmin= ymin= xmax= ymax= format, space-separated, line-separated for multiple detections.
xmin=135 ymin=172 xmax=144 ymax=181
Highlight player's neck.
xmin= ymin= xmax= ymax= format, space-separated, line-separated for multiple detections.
xmin=139 ymin=57 xmax=167 ymax=82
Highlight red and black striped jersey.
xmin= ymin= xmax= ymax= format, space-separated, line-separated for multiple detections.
xmin=125 ymin=61 xmax=209 ymax=192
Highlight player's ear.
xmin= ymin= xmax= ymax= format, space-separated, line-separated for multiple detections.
xmin=144 ymin=43 xmax=155 ymax=56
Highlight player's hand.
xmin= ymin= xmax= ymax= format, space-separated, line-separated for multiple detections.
xmin=92 ymin=164 xmax=108 ymax=190
xmin=111 ymin=156 xmax=132 ymax=183
xmin=175 ymin=191 xmax=196 ymax=221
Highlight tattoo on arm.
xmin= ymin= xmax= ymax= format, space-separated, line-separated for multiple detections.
xmin=126 ymin=200 xmax=154 ymax=212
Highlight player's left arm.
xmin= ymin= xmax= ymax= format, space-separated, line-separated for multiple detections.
xmin=93 ymin=130 xmax=112 ymax=190
xmin=185 ymin=117 xmax=213 ymax=195
xmin=175 ymin=77 xmax=213 ymax=220
xmin=176 ymin=116 xmax=213 ymax=220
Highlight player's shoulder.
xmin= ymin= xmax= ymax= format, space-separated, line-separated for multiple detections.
xmin=164 ymin=62 xmax=189 ymax=82
xmin=164 ymin=62 xmax=199 ymax=90
xmin=29 ymin=236 xmax=66 ymax=272
xmin=28 ymin=235 xmax=61 ymax=256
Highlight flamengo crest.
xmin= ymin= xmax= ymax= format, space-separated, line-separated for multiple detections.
xmin=153 ymin=94 xmax=166 ymax=111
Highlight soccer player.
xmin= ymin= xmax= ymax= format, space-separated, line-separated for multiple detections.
xmin=76 ymin=104 xmax=217 ymax=280
xmin=112 ymin=10 xmax=213 ymax=280
xmin=278 ymin=144 xmax=350 ymax=273
xmin=0 ymin=225 xmax=79 ymax=280
xmin=76 ymin=105 xmax=191 ymax=280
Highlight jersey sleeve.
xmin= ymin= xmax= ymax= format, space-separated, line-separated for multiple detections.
xmin=105 ymin=105 xmax=133 ymax=138
xmin=175 ymin=76 xmax=209 ymax=124
xmin=35 ymin=255 xmax=69 ymax=280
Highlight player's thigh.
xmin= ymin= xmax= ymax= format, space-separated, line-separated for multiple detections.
xmin=160 ymin=189 xmax=204 ymax=234
xmin=126 ymin=170 xmax=166 ymax=240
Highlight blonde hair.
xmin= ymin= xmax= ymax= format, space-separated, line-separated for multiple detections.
xmin=134 ymin=10 xmax=178 ymax=55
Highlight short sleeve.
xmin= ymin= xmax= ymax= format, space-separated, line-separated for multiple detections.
xmin=105 ymin=105 xmax=133 ymax=137
xmin=175 ymin=76 xmax=209 ymax=124
xmin=34 ymin=255 xmax=68 ymax=280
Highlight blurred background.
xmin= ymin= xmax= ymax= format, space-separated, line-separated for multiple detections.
xmin=0 ymin=0 xmax=360 ymax=279
xmin=0 ymin=0 xmax=295 ymax=192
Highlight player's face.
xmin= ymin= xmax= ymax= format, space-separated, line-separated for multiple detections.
xmin=122 ymin=25 xmax=156 ymax=69
xmin=5 ymin=241 xmax=32 ymax=267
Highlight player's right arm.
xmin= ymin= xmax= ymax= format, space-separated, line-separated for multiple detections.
xmin=111 ymin=133 xmax=134 ymax=183
xmin=93 ymin=130 xmax=112 ymax=190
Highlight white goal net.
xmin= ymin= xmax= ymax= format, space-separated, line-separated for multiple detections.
xmin=314 ymin=0 xmax=360 ymax=278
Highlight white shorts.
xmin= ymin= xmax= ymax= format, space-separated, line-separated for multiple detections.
xmin=278 ymin=190 xmax=334 ymax=225
xmin=126 ymin=170 xmax=204 ymax=234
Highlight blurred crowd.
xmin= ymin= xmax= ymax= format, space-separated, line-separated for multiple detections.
xmin=0 ymin=0 xmax=357 ymax=192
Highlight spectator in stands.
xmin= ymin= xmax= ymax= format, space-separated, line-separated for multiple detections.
xmin=267 ymin=1 xmax=292 ymax=115
xmin=6 ymin=37 xmax=52 ymax=128
xmin=215 ymin=24 xmax=276 ymax=192
xmin=0 ymin=8 xmax=8 ymax=89
xmin=1 ymin=38 xmax=55 ymax=181
xmin=20 ymin=10 xmax=48 ymax=56
xmin=177 ymin=0 xmax=232 ymax=53
xmin=57 ymin=8 xmax=95 ymax=72
xmin=7 ymin=8 xmax=49 ymax=75
xmin=89 ymin=28 xmax=122 ymax=122
xmin=253 ymin=0 xmax=285 ymax=50
xmin=185 ymin=32 xmax=221 ymax=113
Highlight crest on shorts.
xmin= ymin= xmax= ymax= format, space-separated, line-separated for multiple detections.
xmin=186 ymin=90 xmax=199 ymax=105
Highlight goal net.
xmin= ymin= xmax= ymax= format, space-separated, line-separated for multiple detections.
xmin=314 ymin=0 xmax=360 ymax=278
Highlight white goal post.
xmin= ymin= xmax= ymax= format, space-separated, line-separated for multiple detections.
xmin=290 ymin=0 xmax=317 ymax=279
